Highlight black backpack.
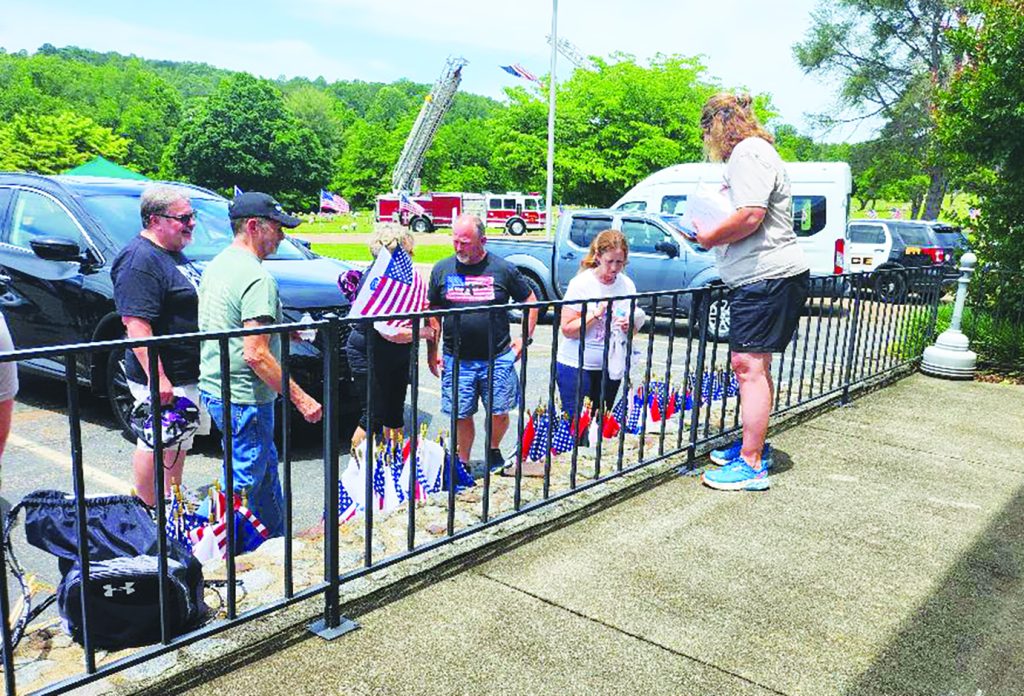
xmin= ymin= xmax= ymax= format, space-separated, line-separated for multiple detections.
xmin=6 ymin=490 xmax=207 ymax=651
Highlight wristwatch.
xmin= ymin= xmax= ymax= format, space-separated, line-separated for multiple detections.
xmin=524 ymin=337 xmax=534 ymax=346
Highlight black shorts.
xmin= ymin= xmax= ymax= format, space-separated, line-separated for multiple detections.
xmin=728 ymin=271 xmax=809 ymax=354
xmin=352 ymin=337 xmax=411 ymax=431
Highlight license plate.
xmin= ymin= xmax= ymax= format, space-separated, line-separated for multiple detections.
xmin=905 ymin=246 xmax=921 ymax=254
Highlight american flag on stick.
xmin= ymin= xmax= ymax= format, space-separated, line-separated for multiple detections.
xmin=398 ymin=192 xmax=426 ymax=216
xmin=349 ymin=245 xmax=428 ymax=337
xmin=501 ymin=63 xmax=540 ymax=83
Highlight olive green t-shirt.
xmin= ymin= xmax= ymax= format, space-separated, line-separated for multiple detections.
xmin=198 ymin=245 xmax=282 ymax=405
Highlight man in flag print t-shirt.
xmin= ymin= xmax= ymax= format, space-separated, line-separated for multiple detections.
xmin=427 ymin=215 xmax=537 ymax=473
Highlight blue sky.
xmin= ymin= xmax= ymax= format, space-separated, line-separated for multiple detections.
xmin=1 ymin=0 xmax=875 ymax=142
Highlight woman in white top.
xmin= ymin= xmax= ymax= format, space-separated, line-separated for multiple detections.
xmin=556 ymin=229 xmax=645 ymax=421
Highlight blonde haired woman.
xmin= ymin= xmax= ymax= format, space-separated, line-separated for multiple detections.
xmin=694 ymin=92 xmax=810 ymax=492
xmin=345 ymin=227 xmax=438 ymax=451
xmin=555 ymin=229 xmax=645 ymax=430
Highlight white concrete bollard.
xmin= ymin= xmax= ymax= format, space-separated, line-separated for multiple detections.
xmin=921 ymin=252 xmax=978 ymax=379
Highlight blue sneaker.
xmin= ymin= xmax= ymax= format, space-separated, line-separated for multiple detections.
xmin=709 ymin=441 xmax=773 ymax=469
xmin=702 ymin=459 xmax=770 ymax=491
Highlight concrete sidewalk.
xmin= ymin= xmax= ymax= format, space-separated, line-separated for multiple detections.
xmin=182 ymin=374 xmax=1024 ymax=696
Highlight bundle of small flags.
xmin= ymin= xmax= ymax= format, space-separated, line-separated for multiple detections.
xmin=520 ymin=407 xmax=577 ymax=462
xmin=185 ymin=483 xmax=271 ymax=564
xmin=338 ymin=427 xmax=469 ymax=522
xmin=164 ymin=483 xmax=204 ymax=554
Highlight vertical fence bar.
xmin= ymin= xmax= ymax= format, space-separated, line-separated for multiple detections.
xmin=65 ymin=354 xmax=95 ymax=673
xmin=447 ymin=315 xmax=460 ymax=536
xmin=0 ymin=503 xmax=16 ymax=696
xmin=659 ymin=294 xmax=678 ymax=455
xmin=545 ymin=306 xmax=560 ymax=498
xmin=514 ymin=309 xmax=530 ymax=510
xmin=407 ymin=316 xmax=420 ymax=550
xmin=828 ymin=278 xmax=848 ymax=393
xmin=280 ymin=337 xmax=293 ymax=598
xmin=638 ymin=296 xmax=658 ymax=462
xmin=322 ymin=321 xmax=340 ymax=628
xmin=841 ymin=275 xmax=865 ymax=404
xmin=364 ymin=323 xmax=375 ymax=563
xmin=703 ymin=290 xmax=720 ymax=434
xmin=618 ymin=297 xmax=638 ymax=472
xmin=676 ymin=296 xmax=695 ymax=451
xmin=569 ymin=300 xmax=587 ymax=490
xmin=483 ymin=312 xmax=495 ymax=522
xmin=217 ymin=338 xmax=236 ymax=619
xmin=145 ymin=348 xmax=171 ymax=645
xmin=783 ymin=303 xmax=801 ymax=408
xmin=686 ymin=291 xmax=711 ymax=467
xmin=594 ymin=308 xmax=613 ymax=480
xmin=804 ymin=278 xmax=826 ymax=400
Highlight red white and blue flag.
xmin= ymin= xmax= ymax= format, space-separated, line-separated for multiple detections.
xmin=398 ymin=192 xmax=426 ymax=216
xmin=320 ymin=189 xmax=350 ymax=213
xmin=349 ymin=245 xmax=428 ymax=334
xmin=501 ymin=63 xmax=540 ymax=83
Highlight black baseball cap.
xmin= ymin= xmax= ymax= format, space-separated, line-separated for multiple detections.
xmin=228 ymin=192 xmax=302 ymax=228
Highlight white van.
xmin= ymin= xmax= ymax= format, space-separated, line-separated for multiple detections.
xmin=612 ymin=161 xmax=852 ymax=278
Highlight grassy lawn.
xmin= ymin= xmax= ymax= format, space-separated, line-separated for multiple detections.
xmin=297 ymin=213 xmax=375 ymax=234
xmin=312 ymin=243 xmax=453 ymax=264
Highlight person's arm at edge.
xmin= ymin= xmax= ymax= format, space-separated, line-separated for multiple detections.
xmin=695 ymin=206 xmax=766 ymax=248
xmin=122 ymin=316 xmax=174 ymax=404
xmin=242 ymin=319 xmax=322 ymax=423
xmin=511 ymin=291 xmax=539 ymax=358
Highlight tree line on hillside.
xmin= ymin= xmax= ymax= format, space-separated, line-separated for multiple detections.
xmin=1 ymin=44 xmax=850 ymax=212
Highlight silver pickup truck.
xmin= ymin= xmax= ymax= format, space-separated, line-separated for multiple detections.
xmin=487 ymin=208 xmax=729 ymax=339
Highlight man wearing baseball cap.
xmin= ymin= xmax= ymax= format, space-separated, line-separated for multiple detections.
xmin=197 ymin=192 xmax=322 ymax=545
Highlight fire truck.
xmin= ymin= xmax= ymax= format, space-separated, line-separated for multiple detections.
xmin=375 ymin=191 xmax=546 ymax=236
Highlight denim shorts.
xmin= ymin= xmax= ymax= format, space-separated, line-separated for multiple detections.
xmin=441 ymin=350 xmax=519 ymax=418
xmin=199 ymin=393 xmax=285 ymax=539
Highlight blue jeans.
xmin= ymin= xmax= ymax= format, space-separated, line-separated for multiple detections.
xmin=556 ymin=362 xmax=621 ymax=417
xmin=200 ymin=393 xmax=285 ymax=539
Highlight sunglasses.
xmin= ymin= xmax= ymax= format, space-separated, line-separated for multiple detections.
xmin=155 ymin=212 xmax=196 ymax=224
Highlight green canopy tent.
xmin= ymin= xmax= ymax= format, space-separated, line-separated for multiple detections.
xmin=62 ymin=156 xmax=149 ymax=180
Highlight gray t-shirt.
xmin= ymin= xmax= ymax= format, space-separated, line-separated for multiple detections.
xmin=715 ymin=137 xmax=809 ymax=287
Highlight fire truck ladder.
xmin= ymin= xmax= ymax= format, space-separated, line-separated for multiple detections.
xmin=391 ymin=56 xmax=468 ymax=193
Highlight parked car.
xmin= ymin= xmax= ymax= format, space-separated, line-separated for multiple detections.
xmin=487 ymin=208 xmax=730 ymax=340
xmin=845 ymin=218 xmax=954 ymax=302
xmin=0 ymin=173 xmax=358 ymax=436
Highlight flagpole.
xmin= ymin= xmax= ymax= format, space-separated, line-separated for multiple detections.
xmin=544 ymin=0 xmax=558 ymax=241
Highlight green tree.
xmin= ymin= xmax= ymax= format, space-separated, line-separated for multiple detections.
xmin=493 ymin=54 xmax=723 ymax=206
xmin=938 ymin=0 xmax=1024 ymax=276
xmin=0 ymin=110 xmax=129 ymax=173
xmin=795 ymin=0 xmax=960 ymax=219
xmin=168 ymin=74 xmax=331 ymax=209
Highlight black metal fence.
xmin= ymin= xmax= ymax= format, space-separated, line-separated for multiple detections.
xmin=0 ymin=265 xmax=944 ymax=695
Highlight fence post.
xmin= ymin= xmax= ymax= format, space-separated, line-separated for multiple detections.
xmin=310 ymin=316 xmax=358 ymax=639
xmin=841 ymin=273 xmax=865 ymax=405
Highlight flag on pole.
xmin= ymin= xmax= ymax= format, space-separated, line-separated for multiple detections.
xmin=398 ymin=192 xmax=426 ymax=216
xmin=500 ymin=63 xmax=540 ymax=83
xmin=520 ymin=410 xmax=536 ymax=460
xmin=527 ymin=411 xmax=550 ymax=462
xmin=320 ymin=189 xmax=350 ymax=213
xmin=551 ymin=413 xmax=575 ymax=454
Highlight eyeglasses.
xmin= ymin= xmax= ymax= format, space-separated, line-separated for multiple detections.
xmin=155 ymin=212 xmax=196 ymax=224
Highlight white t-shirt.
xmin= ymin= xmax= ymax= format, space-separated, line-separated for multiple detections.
xmin=556 ymin=270 xmax=638 ymax=370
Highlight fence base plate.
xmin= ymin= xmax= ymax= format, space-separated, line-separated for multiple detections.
xmin=309 ymin=616 xmax=359 ymax=640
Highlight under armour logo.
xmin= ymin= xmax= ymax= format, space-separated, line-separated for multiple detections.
xmin=102 ymin=582 xmax=135 ymax=597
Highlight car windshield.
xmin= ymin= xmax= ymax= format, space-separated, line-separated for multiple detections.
xmin=932 ymin=228 xmax=969 ymax=249
xmin=894 ymin=224 xmax=932 ymax=246
xmin=79 ymin=193 xmax=308 ymax=261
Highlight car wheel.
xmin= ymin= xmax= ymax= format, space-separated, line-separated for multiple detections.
xmin=510 ymin=273 xmax=548 ymax=324
xmin=506 ymin=219 xmax=527 ymax=236
xmin=410 ymin=217 xmax=433 ymax=234
xmin=693 ymin=291 xmax=730 ymax=342
xmin=105 ymin=348 xmax=136 ymax=440
xmin=873 ymin=271 xmax=907 ymax=304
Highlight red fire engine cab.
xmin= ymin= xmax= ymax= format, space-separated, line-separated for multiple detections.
xmin=375 ymin=191 xmax=546 ymax=236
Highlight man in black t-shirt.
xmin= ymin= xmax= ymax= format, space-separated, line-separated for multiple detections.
xmin=427 ymin=215 xmax=538 ymax=473
xmin=111 ymin=185 xmax=209 ymax=505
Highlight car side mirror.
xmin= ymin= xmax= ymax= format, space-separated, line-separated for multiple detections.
xmin=29 ymin=236 xmax=86 ymax=263
xmin=655 ymin=239 xmax=679 ymax=258
xmin=290 ymin=236 xmax=312 ymax=250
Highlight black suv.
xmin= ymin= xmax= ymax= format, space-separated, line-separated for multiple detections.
xmin=0 ymin=173 xmax=357 ymax=434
